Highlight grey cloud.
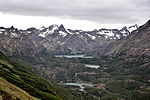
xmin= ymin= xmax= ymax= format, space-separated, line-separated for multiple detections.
xmin=0 ymin=0 xmax=149 ymax=24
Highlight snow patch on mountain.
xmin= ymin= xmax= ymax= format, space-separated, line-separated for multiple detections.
xmin=0 ymin=29 xmax=6 ymax=32
xmin=97 ymin=30 xmax=114 ymax=37
xmin=116 ymin=34 xmax=120 ymax=38
xmin=76 ymin=32 xmax=80 ymax=34
xmin=120 ymin=30 xmax=127 ymax=34
xmin=85 ymin=33 xmax=96 ymax=40
xmin=128 ymin=24 xmax=139 ymax=33
xmin=39 ymin=26 xmax=46 ymax=31
xmin=52 ymin=25 xmax=59 ymax=30
xmin=104 ymin=35 xmax=109 ymax=39
xmin=39 ymin=29 xmax=50 ymax=37
xmin=66 ymin=29 xmax=70 ymax=33
xmin=59 ymin=31 xmax=67 ymax=37
xmin=39 ymin=25 xmax=58 ymax=37
xmin=0 ymin=29 xmax=6 ymax=34
xmin=36 ymin=24 xmax=139 ymax=40
xmin=27 ymin=31 xmax=32 ymax=34
xmin=11 ymin=32 xmax=18 ymax=37
xmin=67 ymin=31 xmax=74 ymax=35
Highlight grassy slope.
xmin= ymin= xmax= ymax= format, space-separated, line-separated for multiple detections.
xmin=0 ymin=51 xmax=98 ymax=100
xmin=0 ymin=52 xmax=62 ymax=100
xmin=2 ymin=50 xmax=150 ymax=100
xmin=0 ymin=77 xmax=38 ymax=100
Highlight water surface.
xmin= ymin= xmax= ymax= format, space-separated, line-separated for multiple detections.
xmin=63 ymin=82 xmax=93 ymax=91
xmin=54 ymin=54 xmax=93 ymax=58
xmin=84 ymin=64 xmax=100 ymax=69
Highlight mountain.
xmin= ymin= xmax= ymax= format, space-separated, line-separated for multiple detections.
xmin=0 ymin=26 xmax=56 ymax=67
xmin=103 ymin=20 xmax=150 ymax=62
xmin=0 ymin=26 xmax=47 ymax=56
xmin=0 ymin=24 xmax=138 ymax=55
xmin=21 ymin=24 xmax=139 ymax=54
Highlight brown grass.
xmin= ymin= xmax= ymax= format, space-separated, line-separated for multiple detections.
xmin=0 ymin=77 xmax=37 ymax=100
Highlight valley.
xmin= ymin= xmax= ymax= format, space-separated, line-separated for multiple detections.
xmin=0 ymin=20 xmax=150 ymax=100
xmin=31 ymin=53 xmax=150 ymax=100
xmin=0 ymin=0 xmax=150 ymax=99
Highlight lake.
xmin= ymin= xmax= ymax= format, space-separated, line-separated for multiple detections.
xmin=84 ymin=64 xmax=100 ymax=69
xmin=63 ymin=82 xmax=93 ymax=91
xmin=54 ymin=54 xmax=93 ymax=58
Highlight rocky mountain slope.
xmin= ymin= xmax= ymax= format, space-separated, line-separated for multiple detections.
xmin=0 ymin=24 xmax=138 ymax=56
xmin=0 ymin=26 xmax=48 ymax=56
xmin=103 ymin=20 xmax=150 ymax=61
xmin=21 ymin=24 xmax=138 ymax=54
xmin=0 ymin=26 xmax=55 ymax=67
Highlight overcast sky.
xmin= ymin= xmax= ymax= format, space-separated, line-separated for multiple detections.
xmin=0 ymin=0 xmax=150 ymax=30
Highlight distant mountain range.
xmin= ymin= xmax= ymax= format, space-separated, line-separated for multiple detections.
xmin=0 ymin=24 xmax=139 ymax=55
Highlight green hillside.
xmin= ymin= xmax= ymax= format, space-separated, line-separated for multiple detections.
xmin=0 ymin=52 xmax=62 ymax=100
xmin=0 ymin=77 xmax=38 ymax=100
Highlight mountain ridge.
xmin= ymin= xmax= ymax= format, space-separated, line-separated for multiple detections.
xmin=0 ymin=24 xmax=139 ymax=55
xmin=103 ymin=20 xmax=150 ymax=60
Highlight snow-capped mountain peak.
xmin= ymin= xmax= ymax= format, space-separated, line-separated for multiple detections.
xmin=128 ymin=24 xmax=139 ymax=32
xmin=0 ymin=27 xmax=6 ymax=34
xmin=97 ymin=29 xmax=114 ymax=37
xmin=37 ymin=24 xmax=139 ymax=39
xmin=0 ymin=23 xmax=140 ymax=55
xmin=39 ymin=25 xmax=59 ymax=37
